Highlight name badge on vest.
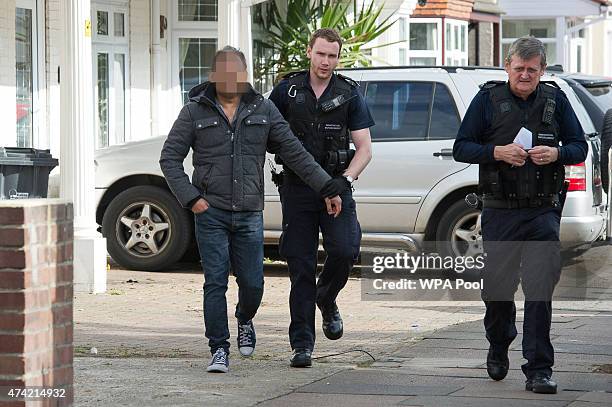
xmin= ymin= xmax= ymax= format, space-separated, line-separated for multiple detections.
xmin=322 ymin=123 xmax=343 ymax=132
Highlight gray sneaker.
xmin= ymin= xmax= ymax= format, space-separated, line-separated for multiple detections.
xmin=207 ymin=348 xmax=229 ymax=373
xmin=237 ymin=320 xmax=256 ymax=357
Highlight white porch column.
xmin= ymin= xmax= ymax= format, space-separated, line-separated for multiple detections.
xmin=217 ymin=0 xmax=254 ymax=81
xmin=556 ymin=16 xmax=567 ymax=68
xmin=60 ymin=0 xmax=107 ymax=293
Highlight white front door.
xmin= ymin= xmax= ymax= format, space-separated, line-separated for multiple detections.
xmin=92 ymin=2 xmax=130 ymax=149
xmin=15 ymin=0 xmax=41 ymax=148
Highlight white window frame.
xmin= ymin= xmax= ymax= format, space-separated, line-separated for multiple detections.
xmin=407 ymin=18 xmax=442 ymax=66
xmin=92 ymin=1 xmax=131 ymax=148
xmin=169 ymin=1 xmax=219 ymax=108
xmin=444 ymin=19 xmax=469 ymax=66
xmin=15 ymin=0 xmax=45 ymax=148
xmin=170 ymin=30 xmax=218 ymax=107
xmin=501 ymin=17 xmax=557 ymax=66
xmin=172 ymin=0 xmax=218 ymax=29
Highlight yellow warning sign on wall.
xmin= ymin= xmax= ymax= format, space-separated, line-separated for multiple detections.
xmin=85 ymin=19 xmax=92 ymax=37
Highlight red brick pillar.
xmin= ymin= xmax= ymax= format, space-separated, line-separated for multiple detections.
xmin=0 ymin=200 xmax=74 ymax=406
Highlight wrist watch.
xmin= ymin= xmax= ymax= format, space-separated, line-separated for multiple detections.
xmin=344 ymin=174 xmax=355 ymax=184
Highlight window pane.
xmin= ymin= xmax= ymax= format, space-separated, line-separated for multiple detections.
xmin=410 ymin=57 xmax=436 ymax=66
xmin=114 ymin=54 xmax=126 ymax=144
xmin=399 ymin=48 xmax=406 ymax=65
xmin=430 ymin=84 xmax=460 ymax=140
xmin=399 ymin=18 xmax=406 ymax=41
xmin=502 ymin=19 xmax=556 ymax=39
xmin=15 ymin=7 xmax=33 ymax=148
xmin=114 ymin=13 xmax=125 ymax=37
xmin=410 ymin=23 xmax=437 ymax=50
xmin=97 ymin=11 xmax=108 ymax=35
xmin=178 ymin=0 xmax=217 ymax=22
xmin=97 ymin=53 xmax=109 ymax=148
xmin=446 ymin=23 xmax=451 ymax=51
xmin=544 ymin=43 xmax=557 ymax=64
xmin=461 ymin=25 xmax=466 ymax=52
xmin=364 ymin=81 xmax=433 ymax=141
xmin=454 ymin=26 xmax=459 ymax=49
xmin=179 ymin=38 xmax=217 ymax=104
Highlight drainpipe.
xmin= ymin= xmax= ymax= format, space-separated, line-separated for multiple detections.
xmin=151 ymin=0 xmax=161 ymax=138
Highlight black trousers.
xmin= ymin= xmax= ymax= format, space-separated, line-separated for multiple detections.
xmin=481 ymin=206 xmax=562 ymax=379
xmin=279 ymin=183 xmax=361 ymax=351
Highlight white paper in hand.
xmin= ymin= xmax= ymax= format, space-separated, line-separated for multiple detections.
xmin=513 ymin=127 xmax=533 ymax=150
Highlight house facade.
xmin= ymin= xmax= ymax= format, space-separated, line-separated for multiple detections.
xmin=499 ymin=0 xmax=612 ymax=74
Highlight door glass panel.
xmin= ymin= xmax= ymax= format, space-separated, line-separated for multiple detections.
xmin=15 ymin=7 xmax=33 ymax=148
xmin=179 ymin=38 xmax=217 ymax=104
xmin=364 ymin=81 xmax=433 ymax=141
xmin=114 ymin=12 xmax=125 ymax=37
xmin=429 ymin=84 xmax=460 ymax=140
xmin=114 ymin=54 xmax=126 ymax=144
xmin=97 ymin=11 xmax=109 ymax=35
xmin=97 ymin=53 xmax=109 ymax=148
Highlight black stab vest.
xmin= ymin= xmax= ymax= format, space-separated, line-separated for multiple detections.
xmin=282 ymin=71 xmax=355 ymax=174
xmin=479 ymin=82 xmax=565 ymax=206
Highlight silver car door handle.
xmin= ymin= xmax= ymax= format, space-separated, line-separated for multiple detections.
xmin=433 ymin=148 xmax=453 ymax=158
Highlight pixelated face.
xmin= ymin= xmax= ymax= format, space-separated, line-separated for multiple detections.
xmin=209 ymin=53 xmax=249 ymax=95
xmin=307 ymin=38 xmax=340 ymax=81
xmin=505 ymin=54 xmax=546 ymax=98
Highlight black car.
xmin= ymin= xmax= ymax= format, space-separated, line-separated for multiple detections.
xmin=549 ymin=68 xmax=612 ymax=192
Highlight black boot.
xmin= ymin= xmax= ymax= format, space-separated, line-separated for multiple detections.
xmin=486 ymin=346 xmax=509 ymax=381
xmin=290 ymin=348 xmax=312 ymax=368
xmin=319 ymin=302 xmax=343 ymax=340
xmin=525 ymin=374 xmax=557 ymax=394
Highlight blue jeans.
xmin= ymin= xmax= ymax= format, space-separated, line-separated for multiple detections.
xmin=194 ymin=206 xmax=264 ymax=355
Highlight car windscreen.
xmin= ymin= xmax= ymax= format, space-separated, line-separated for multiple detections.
xmin=585 ymin=84 xmax=612 ymax=112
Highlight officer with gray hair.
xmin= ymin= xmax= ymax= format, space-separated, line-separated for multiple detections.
xmin=453 ymin=36 xmax=588 ymax=393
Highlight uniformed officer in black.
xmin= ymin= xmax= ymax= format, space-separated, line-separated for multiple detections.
xmin=453 ymin=36 xmax=588 ymax=394
xmin=269 ymin=28 xmax=374 ymax=368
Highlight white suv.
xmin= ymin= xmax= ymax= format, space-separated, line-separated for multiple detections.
xmin=92 ymin=67 xmax=607 ymax=270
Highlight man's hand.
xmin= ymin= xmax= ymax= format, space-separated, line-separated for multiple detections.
xmin=325 ymin=195 xmax=342 ymax=218
xmin=494 ymin=143 xmax=529 ymax=166
xmin=528 ymin=146 xmax=559 ymax=165
xmin=320 ymin=177 xmax=350 ymax=198
xmin=191 ymin=198 xmax=209 ymax=214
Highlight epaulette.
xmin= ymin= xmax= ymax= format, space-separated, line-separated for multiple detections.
xmin=479 ymin=80 xmax=505 ymax=90
xmin=283 ymin=70 xmax=308 ymax=79
xmin=336 ymin=73 xmax=360 ymax=87
xmin=540 ymin=80 xmax=561 ymax=90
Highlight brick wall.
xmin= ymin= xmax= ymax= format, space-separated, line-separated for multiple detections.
xmin=412 ymin=0 xmax=475 ymax=20
xmin=0 ymin=200 xmax=74 ymax=407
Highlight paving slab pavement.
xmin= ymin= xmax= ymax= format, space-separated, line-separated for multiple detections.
xmin=73 ymin=246 xmax=612 ymax=406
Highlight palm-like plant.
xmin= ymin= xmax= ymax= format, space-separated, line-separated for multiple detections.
xmin=252 ymin=0 xmax=399 ymax=86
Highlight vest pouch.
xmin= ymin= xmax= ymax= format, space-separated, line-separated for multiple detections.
xmin=479 ymin=164 xmax=503 ymax=197
xmin=498 ymin=164 xmax=521 ymax=199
